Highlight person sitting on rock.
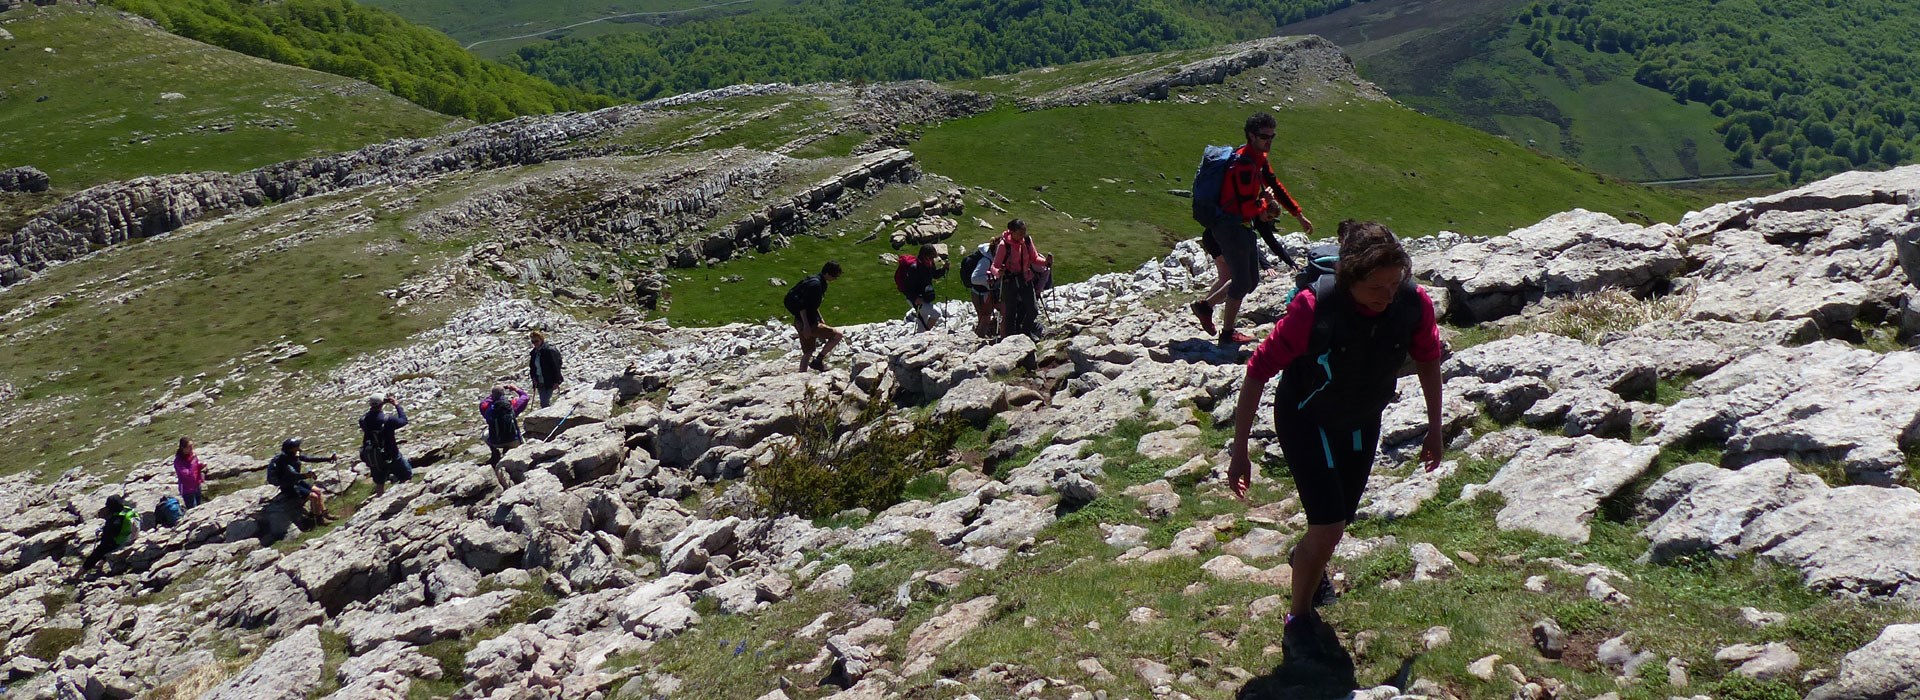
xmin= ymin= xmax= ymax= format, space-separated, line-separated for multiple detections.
xmin=173 ymin=436 xmax=205 ymax=510
xmin=1225 ymin=220 xmax=1444 ymax=651
xmin=269 ymin=438 xmax=339 ymax=525
xmin=529 ymin=330 xmax=564 ymax=408
xmin=895 ymin=243 xmax=948 ymax=332
xmin=987 ymin=219 xmax=1051 ymax=338
xmin=76 ymin=495 xmax=140 ymax=578
xmin=784 ymin=260 xmax=844 ymax=372
xmin=360 ymin=394 xmax=412 ymax=497
xmin=481 ymin=384 xmax=531 ymax=488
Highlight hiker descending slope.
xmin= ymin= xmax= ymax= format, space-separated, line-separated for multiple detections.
xmin=1225 ymin=221 xmax=1444 ymax=651
xmin=1190 ymin=112 xmax=1314 ymax=345
xmin=481 ymin=384 xmax=532 ymax=488
xmin=75 ymin=495 xmax=140 ymax=578
xmin=784 ymin=261 xmax=844 ymax=372
xmin=529 ymin=330 xmax=564 ymax=408
xmin=895 ymin=243 xmax=948 ymax=332
xmin=359 ymin=394 xmax=413 ymax=496
xmin=172 ymin=436 xmax=205 ymax=510
xmin=269 ymin=438 xmax=339 ymax=525
xmin=987 ymin=220 xmax=1051 ymax=339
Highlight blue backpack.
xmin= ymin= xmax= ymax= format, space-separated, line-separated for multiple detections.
xmin=1287 ymin=243 xmax=1342 ymax=304
xmin=155 ymin=496 xmax=184 ymax=527
xmin=1190 ymin=145 xmax=1241 ymax=229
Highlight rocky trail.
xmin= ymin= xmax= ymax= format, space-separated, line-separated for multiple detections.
xmin=3 ymin=165 xmax=1920 ymax=700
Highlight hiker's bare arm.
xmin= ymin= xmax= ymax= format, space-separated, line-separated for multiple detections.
xmin=1418 ymin=359 xmax=1444 ymax=471
xmin=1227 ymin=372 xmax=1270 ymax=497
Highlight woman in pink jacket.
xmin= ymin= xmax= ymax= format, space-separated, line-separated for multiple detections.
xmin=986 ymin=220 xmax=1052 ymax=338
xmin=173 ymin=437 xmax=205 ymax=509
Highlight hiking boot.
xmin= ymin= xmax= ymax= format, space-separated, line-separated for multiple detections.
xmin=1190 ymin=300 xmax=1217 ymax=335
xmin=1220 ymin=330 xmax=1255 ymax=345
xmin=1281 ymin=609 xmax=1322 ymax=657
xmin=809 ymin=357 xmax=827 ymax=372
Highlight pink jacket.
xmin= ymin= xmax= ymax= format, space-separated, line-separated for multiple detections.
xmin=174 ymin=451 xmax=205 ymax=494
xmin=988 ymin=231 xmax=1047 ymax=283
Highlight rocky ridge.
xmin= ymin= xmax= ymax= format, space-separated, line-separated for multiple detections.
xmin=4 ymin=168 xmax=1920 ymax=699
xmin=0 ymin=82 xmax=989 ymax=286
xmin=1022 ymin=35 xmax=1388 ymax=110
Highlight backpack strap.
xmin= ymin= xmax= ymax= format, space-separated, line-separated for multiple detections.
xmin=1304 ymin=275 xmax=1342 ymax=358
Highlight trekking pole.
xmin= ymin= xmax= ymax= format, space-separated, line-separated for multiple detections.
xmin=542 ymin=405 xmax=578 ymax=441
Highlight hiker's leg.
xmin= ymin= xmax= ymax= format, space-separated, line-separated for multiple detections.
xmin=1289 ymin=522 xmax=1345 ymax=617
xmin=817 ymin=325 xmax=842 ymax=359
xmin=1203 ymin=253 xmax=1231 ymax=305
xmin=537 ymin=385 xmax=554 ymax=408
xmin=1221 ymin=297 xmax=1242 ymax=334
xmin=795 ymin=321 xmax=816 ymax=370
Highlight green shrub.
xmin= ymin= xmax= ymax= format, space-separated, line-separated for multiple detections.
xmin=1707 ymin=674 xmax=1799 ymax=700
xmin=26 ymin=627 xmax=83 ymax=662
xmin=752 ymin=386 xmax=964 ymax=519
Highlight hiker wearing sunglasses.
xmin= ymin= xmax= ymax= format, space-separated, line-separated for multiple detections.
xmin=1193 ymin=112 xmax=1314 ymax=347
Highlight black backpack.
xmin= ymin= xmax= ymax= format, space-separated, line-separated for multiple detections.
xmin=266 ymin=457 xmax=289 ymax=488
xmin=1276 ymin=275 xmax=1423 ymax=428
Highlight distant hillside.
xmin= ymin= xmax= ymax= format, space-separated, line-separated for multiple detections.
xmin=1290 ymin=0 xmax=1920 ymax=184
xmin=100 ymin=0 xmax=617 ymax=122
xmin=359 ymin=0 xmax=783 ymax=59
xmin=505 ymin=0 xmax=1374 ymax=101
xmin=0 ymin=3 xmax=459 ymax=190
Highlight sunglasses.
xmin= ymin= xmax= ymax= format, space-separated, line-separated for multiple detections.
xmin=1253 ymin=132 xmax=1277 ymax=140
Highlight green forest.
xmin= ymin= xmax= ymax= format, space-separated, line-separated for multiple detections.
xmin=102 ymin=0 xmax=616 ymax=122
xmin=508 ymin=0 xmax=1374 ymax=100
xmin=1515 ymin=0 xmax=1919 ymax=182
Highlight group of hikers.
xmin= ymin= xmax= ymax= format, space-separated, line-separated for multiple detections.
xmin=783 ymin=218 xmax=1056 ymax=373
xmin=76 ymin=111 xmax=1450 ymax=658
xmin=74 ymin=331 xmax=568 ymax=579
xmin=780 ymin=111 xmax=1447 ymax=650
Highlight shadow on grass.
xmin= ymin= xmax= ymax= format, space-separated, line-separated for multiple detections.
xmin=1236 ymin=616 xmax=1404 ymax=700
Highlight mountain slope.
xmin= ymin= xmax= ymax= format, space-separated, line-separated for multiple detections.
xmin=0 ymin=3 xmax=462 ymax=191
xmin=99 ymin=0 xmax=618 ymax=122
xmin=1285 ymin=0 xmax=1920 ymax=184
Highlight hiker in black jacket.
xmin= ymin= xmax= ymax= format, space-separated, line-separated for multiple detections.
xmin=269 ymin=438 xmax=338 ymax=524
xmin=529 ymin=330 xmax=564 ymax=408
xmin=359 ymin=394 xmax=412 ymax=496
xmin=75 ymin=495 xmax=140 ymax=579
xmin=783 ymin=261 xmax=844 ymax=372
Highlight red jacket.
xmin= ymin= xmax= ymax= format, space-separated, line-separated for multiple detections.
xmin=1218 ymin=146 xmax=1302 ymax=224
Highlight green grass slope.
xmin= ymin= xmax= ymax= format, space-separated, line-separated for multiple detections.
xmin=0 ymin=3 xmax=461 ymax=191
xmin=0 ymin=179 xmax=485 ymax=478
xmin=99 ymin=0 xmax=617 ymax=122
xmin=662 ymin=97 xmax=1701 ymax=327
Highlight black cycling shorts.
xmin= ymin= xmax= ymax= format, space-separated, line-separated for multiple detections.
xmin=1277 ymin=415 xmax=1382 ymax=526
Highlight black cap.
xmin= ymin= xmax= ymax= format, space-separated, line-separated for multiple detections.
xmin=282 ymin=437 xmax=302 ymax=454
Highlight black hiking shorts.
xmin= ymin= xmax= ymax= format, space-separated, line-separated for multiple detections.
xmin=1277 ymin=414 xmax=1382 ymax=526
xmin=1214 ymin=221 xmax=1260 ymax=300
xmin=1200 ymin=227 xmax=1222 ymax=257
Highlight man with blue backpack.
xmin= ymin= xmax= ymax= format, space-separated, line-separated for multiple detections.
xmin=1190 ymin=112 xmax=1315 ymax=346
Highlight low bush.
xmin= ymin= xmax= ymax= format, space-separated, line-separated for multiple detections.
xmin=752 ymin=386 xmax=964 ymax=519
